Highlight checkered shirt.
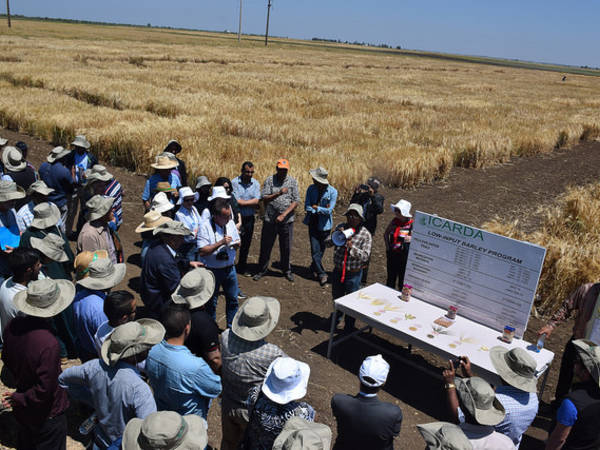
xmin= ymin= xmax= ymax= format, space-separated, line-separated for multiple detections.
xmin=333 ymin=224 xmax=372 ymax=271
xmin=16 ymin=202 xmax=34 ymax=233
xmin=220 ymin=328 xmax=286 ymax=415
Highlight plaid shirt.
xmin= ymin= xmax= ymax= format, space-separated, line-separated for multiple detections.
xmin=16 ymin=202 xmax=34 ymax=233
xmin=220 ymin=329 xmax=286 ymax=415
xmin=333 ymin=224 xmax=372 ymax=271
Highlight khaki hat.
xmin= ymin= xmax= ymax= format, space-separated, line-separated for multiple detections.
xmin=72 ymin=135 xmax=91 ymax=149
xmin=47 ymin=146 xmax=72 ymax=163
xmin=150 ymin=192 xmax=175 ymax=214
xmin=455 ymin=377 xmax=505 ymax=426
xmin=232 ymin=296 xmax=280 ymax=341
xmin=135 ymin=211 xmax=171 ymax=233
xmin=85 ymin=164 xmax=113 ymax=184
xmin=309 ymin=167 xmax=329 ymax=185
xmin=151 ymin=155 xmax=178 ymax=170
xmin=273 ymin=417 xmax=332 ymax=450
xmin=0 ymin=137 xmax=7 ymax=146
xmin=2 ymin=146 xmax=26 ymax=172
xmin=27 ymin=180 xmax=54 ymax=196
xmin=159 ymin=152 xmax=179 ymax=165
xmin=489 ymin=346 xmax=538 ymax=393
xmin=0 ymin=180 xmax=25 ymax=203
xmin=262 ymin=357 xmax=310 ymax=405
xmin=74 ymin=250 xmax=109 ymax=280
xmin=101 ymin=319 xmax=165 ymax=366
xmin=344 ymin=203 xmax=364 ymax=221
xmin=195 ymin=176 xmax=211 ymax=189
xmin=14 ymin=278 xmax=76 ymax=318
xmin=31 ymin=202 xmax=61 ymax=229
xmin=86 ymin=195 xmax=115 ymax=221
xmin=30 ymin=234 xmax=69 ymax=263
xmin=153 ymin=221 xmax=192 ymax=237
xmin=155 ymin=181 xmax=176 ymax=194
xmin=171 ymin=268 xmax=216 ymax=309
xmin=573 ymin=339 xmax=600 ymax=386
xmin=417 ymin=422 xmax=473 ymax=450
xmin=122 ymin=411 xmax=207 ymax=450
xmin=77 ymin=257 xmax=126 ymax=291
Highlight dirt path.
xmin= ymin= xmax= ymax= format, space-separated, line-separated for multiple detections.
xmin=1 ymin=127 xmax=598 ymax=449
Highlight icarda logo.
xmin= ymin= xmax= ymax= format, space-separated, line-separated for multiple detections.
xmin=423 ymin=215 xmax=484 ymax=241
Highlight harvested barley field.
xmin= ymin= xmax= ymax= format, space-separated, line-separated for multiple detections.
xmin=1 ymin=19 xmax=600 ymax=198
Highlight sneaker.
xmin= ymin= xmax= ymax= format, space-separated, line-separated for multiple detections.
xmin=285 ymin=271 xmax=294 ymax=282
xmin=252 ymin=271 xmax=266 ymax=281
xmin=319 ymin=275 xmax=328 ymax=286
xmin=238 ymin=290 xmax=248 ymax=300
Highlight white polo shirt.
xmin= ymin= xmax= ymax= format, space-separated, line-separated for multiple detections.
xmin=197 ymin=218 xmax=240 ymax=269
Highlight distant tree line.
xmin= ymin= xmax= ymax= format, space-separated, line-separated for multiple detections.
xmin=312 ymin=37 xmax=401 ymax=50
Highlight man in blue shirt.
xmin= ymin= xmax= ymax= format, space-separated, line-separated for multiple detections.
xmin=146 ymin=303 xmax=222 ymax=419
xmin=39 ymin=146 xmax=74 ymax=234
xmin=303 ymin=167 xmax=337 ymax=286
xmin=142 ymin=155 xmax=181 ymax=211
xmin=231 ymin=161 xmax=261 ymax=276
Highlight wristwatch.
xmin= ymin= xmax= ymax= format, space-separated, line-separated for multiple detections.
xmin=444 ymin=383 xmax=456 ymax=390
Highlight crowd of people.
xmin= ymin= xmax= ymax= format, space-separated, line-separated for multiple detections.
xmin=0 ymin=135 xmax=598 ymax=450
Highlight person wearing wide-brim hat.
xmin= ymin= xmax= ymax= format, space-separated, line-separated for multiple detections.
xmin=220 ymin=296 xmax=285 ymax=450
xmin=142 ymin=154 xmax=182 ymax=211
xmin=15 ymin=180 xmax=55 ymax=233
xmin=3 ymin=278 xmax=75 ymax=449
xmin=417 ymin=422 xmax=473 ymax=450
xmin=0 ymin=180 xmax=25 ymax=256
xmin=2 ymin=147 xmax=36 ymax=206
xmin=46 ymin=146 xmax=72 ymax=164
xmin=39 ymin=145 xmax=75 ymax=236
xmin=384 ymin=199 xmax=414 ymax=291
xmin=303 ymin=166 xmax=337 ymax=286
xmin=160 ymin=150 xmax=186 ymax=188
xmin=31 ymin=233 xmax=71 ymax=279
xmin=273 ymin=417 xmax=332 ymax=450
xmin=136 ymin=211 xmax=172 ymax=264
xmin=243 ymin=356 xmax=314 ymax=449
xmin=79 ymin=164 xmax=123 ymax=232
xmin=73 ymin=249 xmax=109 ymax=281
xmin=59 ymin=319 xmax=165 ymax=446
xmin=77 ymin=194 xmax=123 ymax=265
xmin=122 ymin=411 xmax=207 ymax=450
xmin=150 ymin=191 xmax=176 ymax=218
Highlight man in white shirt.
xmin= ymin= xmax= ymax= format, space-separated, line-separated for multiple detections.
xmin=197 ymin=190 xmax=241 ymax=328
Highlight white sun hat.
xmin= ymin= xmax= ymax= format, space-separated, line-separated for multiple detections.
xmin=262 ymin=357 xmax=310 ymax=405
xmin=391 ymin=199 xmax=412 ymax=217
xmin=207 ymin=186 xmax=230 ymax=201
xmin=176 ymin=186 xmax=199 ymax=205
xmin=150 ymin=192 xmax=175 ymax=213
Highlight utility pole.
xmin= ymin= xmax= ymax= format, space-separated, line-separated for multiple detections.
xmin=264 ymin=0 xmax=272 ymax=46
xmin=6 ymin=0 xmax=11 ymax=28
xmin=237 ymin=0 xmax=242 ymax=42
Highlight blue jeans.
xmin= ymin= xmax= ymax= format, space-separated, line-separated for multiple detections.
xmin=332 ymin=268 xmax=363 ymax=329
xmin=206 ymin=266 xmax=239 ymax=327
xmin=308 ymin=226 xmax=329 ymax=277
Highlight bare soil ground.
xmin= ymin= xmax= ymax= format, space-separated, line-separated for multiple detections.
xmin=1 ymin=127 xmax=599 ymax=449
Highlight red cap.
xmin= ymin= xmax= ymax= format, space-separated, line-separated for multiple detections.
xmin=276 ymin=158 xmax=290 ymax=169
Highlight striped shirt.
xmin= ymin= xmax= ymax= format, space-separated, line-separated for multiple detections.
xmin=104 ymin=179 xmax=123 ymax=227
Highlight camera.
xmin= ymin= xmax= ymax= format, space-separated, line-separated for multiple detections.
xmin=450 ymin=356 xmax=465 ymax=369
xmin=216 ymin=248 xmax=229 ymax=260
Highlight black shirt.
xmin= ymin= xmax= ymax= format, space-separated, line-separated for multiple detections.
xmin=185 ymin=309 xmax=220 ymax=357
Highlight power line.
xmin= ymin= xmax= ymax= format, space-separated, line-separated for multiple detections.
xmin=264 ymin=0 xmax=272 ymax=46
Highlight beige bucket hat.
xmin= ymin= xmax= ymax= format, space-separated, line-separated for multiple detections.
xmin=2 ymin=146 xmax=26 ymax=172
xmin=232 ymin=296 xmax=280 ymax=341
xmin=273 ymin=417 xmax=332 ymax=450
xmin=30 ymin=234 xmax=69 ymax=263
xmin=72 ymin=135 xmax=91 ymax=149
xmin=455 ymin=377 xmax=505 ymax=426
xmin=27 ymin=180 xmax=54 ymax=196
xmin=153 ymin=221 xmax=192 ymax=237
xmin=31 ymin=202 xmax=61 ymax=229
xmin=195 ymin=176 xmax=211 ymax=189
xmin=490 ymin=346 xmax=538 ymax=393
xmin=262 ymin=357 xmax=310 ymax=405
xmin=74 ymin=250 xmax=109 ymax=280
xmin=344 ymin=203 xmax=364 ymax=221
xmin=86 ymin=195 xmax=115 ymax=221
xmin=151 ymin=155 xmax=178 ymax=170
xmin=47 ymin=146 xmax=72 ymax=163
xmin=171 ymin=268 xmax=216 ymax=309
xmin=85 ymin=164 xmax=113 ymax=184
xmin=122 ymin=411 xmax=207 ymax=450
xmin=135 ymin=211 xmax=171 ymax=233
xmin=101 ymin=319 xmax=165 ymax=366
xmin=0 ymin=180 xmax=25 ymax=203
xmin=417 ymin=422 xmax=473 ymax=450
xmin=14 ymin=278 xmax=76 ymax=318
xmin=150 ymin=192 xmax=175 ymax=214
xmin=77 ymin=257 xmax=126 ymax=291
xmin=573 ymin=339 xmax=600 ymax=386
xmin=309 ymin=167 xmax=329 ymax=185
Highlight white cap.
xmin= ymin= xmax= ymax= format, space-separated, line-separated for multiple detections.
xmin=359 ymin=354 xmax=389 ymax=387
xmin=391 ymin=199 xmax=412 ymax=217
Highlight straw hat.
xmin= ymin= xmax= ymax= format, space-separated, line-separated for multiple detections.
xmin=417 ymin=422 xmax=473 ymax=450
xmin=72 ymin=135 xmax=91 ymax=149
xmin=344 ymin=203 xmax=364 ymax=221
xmin=195 ymin=176 xmax=211 ymax=189
xmin=171 ymin=268 xmax=216 ymax=309
xmin=309 ymin=167 xmax=329 ymax=185
xmin=31 ymin=202 xmax=61 ymax=229
xmin=77 ymin=258 xmax=126 ymax=291
xmin=391 ymin=199 xmax=412 ymax=218
xmin=272 ymin=417 xmax=332 ymax=450
xmin=85 ymin=164 xmax=113 ymax=184
xmin=122 ymin=411 xmax=207 ymax=450
xmin=176 ymin=187 xmax=199 ymax=205
xmin=455 ymin=377 xmax=505 ymax=426
xmin=27 ymin=180 xmax=54 ymax=196
xmin=0 ymin=137 xmax=7 ymax=146
xmin=208 ymin=186 xmax=230 ymax=201
xmin=150 ymin=192 xmax=175 ymax=214
xmin=47 ymin=146 xmax=72 ymax=163
xmin=101 ymin=319 xmax=165 ymax=366
xmin=573 ymin=339 xmax=600 ymax=386
xmin=262 ymin=357 xmax=310 ymax=405
xmin=13 ymin=278 xmax=76 ymax=318
xmin=2 ymin=146 xmax=26 ymax=172
xmin=155 ymin=181 xmax=176 ymax=194
xmin=74 ymin=250 xmax=109 ymax=280
xmin=153 ymin=221 xmax=192 ymax=237
xmin=0 ymin=180 xmax=25 ymax=203
xmin=151 ymin=155 xmax=178 ymax=170
xmin=232 ymin=296 xmax=280 ymax=342
xmin=86 ymin=195 xmax=115 ymax=221
xmin=30 ymin=234 xmax=69 ymax=263
xmin=135 ymin=211 xmax=171 ymax=233
xmin=489 ymin=346 xmax=538 ymax=393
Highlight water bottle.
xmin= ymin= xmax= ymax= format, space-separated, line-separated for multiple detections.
xmin=79 ymin=413 xmax=97 ymax=436
xmin=536 ymin=333 xmax=546 ymax=353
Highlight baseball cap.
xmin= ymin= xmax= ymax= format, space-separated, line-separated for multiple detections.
xmin=359 ymin=354 xmax=390 ymax=387
xmin=277 ymin=159 xmax=290 ymax=169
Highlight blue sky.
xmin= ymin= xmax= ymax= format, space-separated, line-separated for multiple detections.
xmin=7 ymin=0 xmax=599 ymax=67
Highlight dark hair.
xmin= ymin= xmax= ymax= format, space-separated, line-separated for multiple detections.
xmin=15 ymin=141 xmax=28 ymax=154
xmin=8 ymin=248 xmax=40 ymax=279
xmin=210 ymin=197 xmax=230 ymax=217
xmin=104 ymin=290 xmax=135 ymax=324
xmin=359 ymin=380 xmax=381 ymax=395
xmin=162 ymin=303 xmax=191 ymax=339
xmin=214 ymin=177 xmax=232 ymax=188
xmin=241 ymin=161 xmax=254 ymax=172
